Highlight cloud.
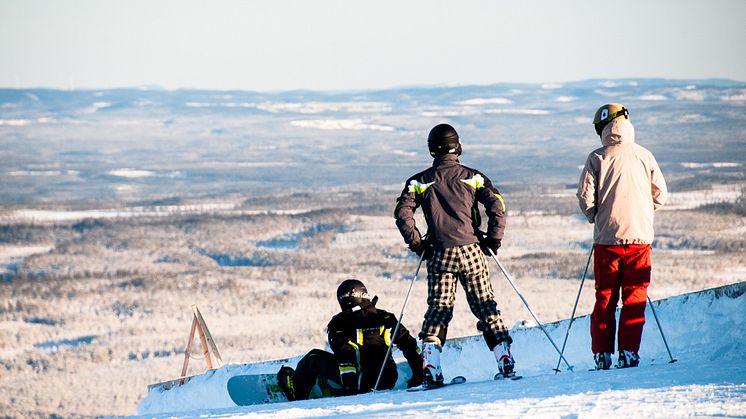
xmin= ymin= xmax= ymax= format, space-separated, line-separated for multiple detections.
xmin=639 ymin=94 xmax=667 ymax=101
xmin=290 ymin=119 xmax=394 ymax=131
xmin=455 ymin=97 xmax=513 ymax=106
xmin=107 ymin=168 xmax=156 ymax=178
xmin=720 ymin=90 xmax=746 ymax=102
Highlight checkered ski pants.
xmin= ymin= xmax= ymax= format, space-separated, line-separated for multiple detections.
xmin=420 ymin=243 xmax=510 ymax=346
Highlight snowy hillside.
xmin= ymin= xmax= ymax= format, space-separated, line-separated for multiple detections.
xmin=138 ymin=281 xmax=746 ymax=418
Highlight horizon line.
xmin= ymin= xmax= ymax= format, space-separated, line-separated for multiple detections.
xmin=1 ymin=77 xmax=745 ymax=95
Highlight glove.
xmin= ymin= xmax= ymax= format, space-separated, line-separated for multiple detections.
xmin=408 ymin=241 xmax=425 ymax=255
xmin=408 ymin=239 xmax=433 ymax=260
xmin=407 ymin=369 xmax=424 ymax=388
xmin=479 ymin=237 xmax=501 ymax=255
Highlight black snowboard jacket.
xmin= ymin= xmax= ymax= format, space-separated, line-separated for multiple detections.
xmin=395 ymin=154 xmax=507 ymax=250
xmin=326 ymin=300 xmax=421 ymax=392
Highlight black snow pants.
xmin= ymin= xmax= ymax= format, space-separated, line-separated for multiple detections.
xmin=293 ymin=349 xmax=345 ymax=400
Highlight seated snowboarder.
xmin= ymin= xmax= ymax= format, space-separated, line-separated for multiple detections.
xmin=277 ymin=279 xmax=424 ymax=401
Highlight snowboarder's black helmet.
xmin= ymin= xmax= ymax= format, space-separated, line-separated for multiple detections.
xmin=593 ymin=103 xmax=629 ymax=136
xmin=428 ymin=123 xmax=462 ymax=157
xmin=337 ymin=279 xmax=370 ymax=310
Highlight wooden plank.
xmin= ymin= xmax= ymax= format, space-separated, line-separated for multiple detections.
xmin=198 ymin=307 xmax=224 ymax=368
xmin=192 ymin=305 xmax=214 ymax=370
xmin=179 ymin=317 xmax=198 ymax=384
xmin=192 ymin=304 xmax=224 ymax=368
xmin=151 ymin=374 xmax=195 ymax=392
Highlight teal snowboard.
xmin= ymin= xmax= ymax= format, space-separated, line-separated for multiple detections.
xmin=227 ymin=361 xmax=413 ymax=405
xmin=227 ymin=373 xmax=326 ymax=406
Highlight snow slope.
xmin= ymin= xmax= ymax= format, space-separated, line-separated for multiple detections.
xmin=138 ymin=282 xmax=746 ymax=418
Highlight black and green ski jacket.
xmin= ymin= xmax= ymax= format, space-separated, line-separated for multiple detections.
xmin=327 ymin=300 xmax=421 ymax=392
xmin=395 ymin=154 xmax=507 ymax=250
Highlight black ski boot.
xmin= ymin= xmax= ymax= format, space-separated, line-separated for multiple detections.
xmin=423 ymin=367 xmax=445 ymax=389
xmin=496 ymin=356 xmax=516 ymax=379
xmin=594 ymin=352 xmax=612 ymax=370
xmin=617 ymin=350 xmax=640 ymax=368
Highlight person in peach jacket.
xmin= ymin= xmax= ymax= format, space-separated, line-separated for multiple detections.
xmin=577 ymin=103 xmax=668 ymax=370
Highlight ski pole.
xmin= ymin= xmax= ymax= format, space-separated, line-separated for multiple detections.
xmin=554 ymin=245 xmax=593 ymax=373
xmin=647 ymin=294 xmax=677 ymax=363
xmin=488 ymin=249 xmax=574 ymax=371
xmin=374 ymin=251 xmax=426 ymax=391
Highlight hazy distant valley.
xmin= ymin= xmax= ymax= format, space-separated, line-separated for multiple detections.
xmin=2 ymin=79 xmax=745 ymax=206
xmin=1 ymin=79 xmax=745 ymax=417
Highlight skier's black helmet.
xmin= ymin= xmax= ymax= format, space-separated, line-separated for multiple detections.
xmin=336 ymin=279 xmax=370 ymax=310
xmin=427 ymin=123 xmax=462 ymax=157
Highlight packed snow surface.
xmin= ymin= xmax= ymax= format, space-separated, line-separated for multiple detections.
xmin=138 ymin=282 xmax=746 ymax=418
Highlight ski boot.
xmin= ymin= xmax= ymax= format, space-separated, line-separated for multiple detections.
xmin=421 ymin=342 xmax=445 ymax=388
xmin=594 ymin=352 xmax=613 ymax=370
xmin=277 ymin=366 xmax=297 ymax=401
xmin=617 ymin=350 xmax=640 ymax=368
xmin=493 ymin=340 xmax=516 ymax=379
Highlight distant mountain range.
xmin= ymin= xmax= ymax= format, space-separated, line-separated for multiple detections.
xmin=1 ymin=79 xmax=744 ymax=206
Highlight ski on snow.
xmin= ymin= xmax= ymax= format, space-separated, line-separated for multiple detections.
xmin=407 ymin=372 xmax=522 ymax=392
xmin=407 ymin=375 xmax=467 ymax=392
xmin=495 ymin=372 xmax=523 ymax=381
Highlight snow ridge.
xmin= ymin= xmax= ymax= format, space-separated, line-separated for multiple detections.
xmin=138 ymin=281 xmax=746 ymax=417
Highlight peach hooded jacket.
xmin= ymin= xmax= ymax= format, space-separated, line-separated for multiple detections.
xmin=577 ymin=117 xmax=668 ymax=245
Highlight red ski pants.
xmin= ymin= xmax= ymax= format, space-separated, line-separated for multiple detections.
xmin=591 ymin=244 xmax=651 ymax=354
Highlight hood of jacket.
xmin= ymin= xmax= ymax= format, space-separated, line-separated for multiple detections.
xmin=601 ymin=117 xmax=635 ymax=147
xmin=578 ymin=115 xmax=668 ymax=245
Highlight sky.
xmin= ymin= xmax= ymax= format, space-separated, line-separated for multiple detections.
xmin=0 ymin=0 xmax=745 ymax=91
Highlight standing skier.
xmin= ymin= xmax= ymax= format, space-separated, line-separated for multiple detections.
xmin=394 ymin=123 xmax=515 ymax=386
xmin=276 ymin=279 xmax=424 ymax=400
xmin=577 ymin=104 xmax=668 ymax=370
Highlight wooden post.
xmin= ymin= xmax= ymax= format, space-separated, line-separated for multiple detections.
xmin=180 ymin=317 xmax=198 ymax=384
xmin=179 ymin=304 xmax=224 ymax=384
xmin=193 ymin=305 xmax=224 ymax=368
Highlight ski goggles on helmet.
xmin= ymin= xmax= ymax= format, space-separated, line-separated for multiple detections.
xmin=594 ymin=107 xmax=629 ymax=135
